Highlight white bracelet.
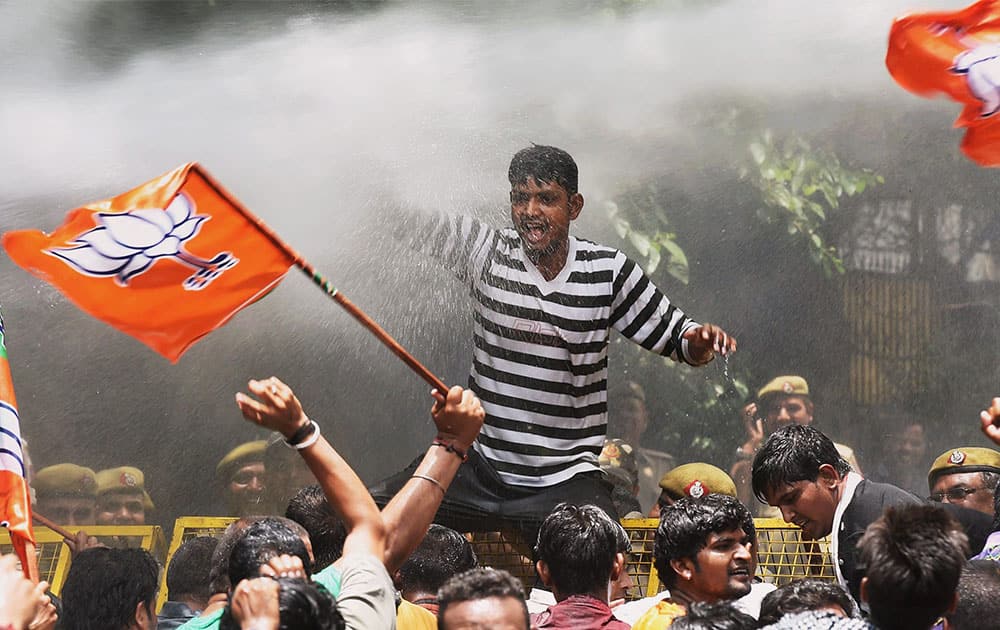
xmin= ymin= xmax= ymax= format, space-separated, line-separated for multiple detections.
xmin=294 ymin=421 xmax=321 ymax=450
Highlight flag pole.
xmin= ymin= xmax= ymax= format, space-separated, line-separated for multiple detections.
xmin=196 ymin=166 xmax=449 ymax=395
xmin=31 ymin=512 xmax=74 ymax=543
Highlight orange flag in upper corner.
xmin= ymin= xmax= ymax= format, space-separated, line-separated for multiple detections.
xmin=887 ymin=0 xmax=1000 ymax=166
xmin=0 ymin=311 xmax=35 ymax=579
xmin=2 ymin=164 xmax=295 ymax=362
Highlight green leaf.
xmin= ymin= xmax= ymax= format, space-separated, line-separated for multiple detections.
xmin=613 ymin=217 xmax=629 ymax=239
xmin=629 ymin=231 xmax=651 ymax=257
xmin=749 ymin=142 xmax=766 ymax=165
xmin=646 ymin=245 xmax=661 ymax=274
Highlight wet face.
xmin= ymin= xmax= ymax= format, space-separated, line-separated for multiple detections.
xmin=441 ymin=596 xmax=528 ymax=630
xmin=765 ymin=471 xmax=840 ymax=540
xmin=96 ymin=490 xmax=146 ymax=525
xmin=679 ymin=527 xmax=753 ymax=603
xmin=510 ymin=177 xmax=582 ymax=264
xmin=36 ymin=495 xmax=95 ymax=526
xmin=228 ymin=462 xmax=266 ymax=516
xmin=763 ymin=395 xmax=813 ymax=432
xmin=930 ymin=471 xmax=995 ymax=515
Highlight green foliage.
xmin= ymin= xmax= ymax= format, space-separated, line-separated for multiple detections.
xmin=742 ymin=130 xmax=884 ymax=277
xmin=604 ymin=191 xmax=690 ymax=284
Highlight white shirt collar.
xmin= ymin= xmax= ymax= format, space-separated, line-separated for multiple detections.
xmin=830 ymin=471 xmax=863 ymax=587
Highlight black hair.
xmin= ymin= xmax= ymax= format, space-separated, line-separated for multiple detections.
xmin=60 ymin=547 xmax=159 ymax=630
xmin=653 ymin=494 xmax=751 ymax=589
xmin=166 ymin=535 xmax=219 ymax=605
xmin=534 ymin=503 xmax=623 ymax=595
xmin=758 ymin=578 xmax=857 ymax=626
xmin=751 ymin=425 xmax=851 ymax=504
xmin=946 ymin=560 xmax=1000 ymax=630
xmin=207 ymin=518 xmax=259 ymax=595
xmin=508 ymin=145 xmax=578 ymax=195
xmin=285 ymin=484 xmax=347 ymax=572
xmin=396 ymin=524 xmax=478 ymax=597
xmin=993 ymin=483 xmax=1000 ymax=532
xmin=228 ymin=516 xmax=312 ymax=586
xmin=858 ymin=504 xmax=968 ymax=630
xmin=437 ymin=567 xmax=528 ymax=630
xmin=669 ymin=601 xmax=757 ymax=630
xmin=219 ymin=577 xmax=344 ymax=630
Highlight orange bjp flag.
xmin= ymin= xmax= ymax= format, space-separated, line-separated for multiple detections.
xmin=0 ymin=311 xmax=35 ymax=579
xmin=887 ymin=0 xmax=1000 ymax=166
xmin=2 ymin=164 xmax=295 ymax=362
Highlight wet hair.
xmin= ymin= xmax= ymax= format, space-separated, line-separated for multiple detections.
xmin=654 ymin=494 xmax=751 ymax=589
xmin=437 ymin=567 xmax=528 ymax=630
xmin=946 ymin=560 xmax=1000 ymax=629
xmin=757 ymin=578 xmax=857 ymax=626
xmin=228 ymin=516 xmax=312 ymax=586
xmin=669 ymin=601 xmax=756 ymax=630
xmin=858 ymin=504 xmax=968 ymax=630
xmin=752 ymin=425 xmax=851 ymax=504
xmin=219 ymin=577 xmax=344 ymax=630
xmin=396 ymin=524 xmax=478 ymax=597
xmin=166 ymin=535 xmax=219 ymax=605
xmin=534 ymin=502 xmax=624 ymax=595
xmin=60 ymin=547 xmax=159 ymax=630
xmin=208 ymin=518 xmax=259 ymax=595
xmin=508 ymin=144 xmax=578 ymax=195
xmin=285 ymin=484 xmax=347 ymax=572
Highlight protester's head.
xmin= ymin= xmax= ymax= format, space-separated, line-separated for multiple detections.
xmin=653 ymin=462 xmax=738 ymax=518
xmin=654 ymin=494 xmax=753 ymax=603
xmin=756 ymin=375 xmax=814 ymax=432
xmin=395 ymin=524 xmax=478 ymax=603
xmin=669 ymin=601 xmax=757 ymax=630
xmin=95 ymin=466 xmax=153 ymax=525
xmin=927 ymin=447 xmax=1000 ymax=516
xmin=33 ymin=463 xmax=97 ymax=526
xmin=438 ymin=567 xmax=528 ymax=630
xmin=217 ymin=441 xmax=267 ymax=517
xmin=610 ymin=515 xmax=634 ymax=602
xmin=228 ymin=516 xmax=312 ymax=586
xmin=858 ymin=504 xmax=968 ymax=630
xmin=757 ymin=579 xmax=857 ymax=626
xmin=61 ymin=547 xmax=159 ymax=630
xmin=166 ymin=535 xmax=219 ymax=610
xmin=208 ymin=518 xmax=258 ymax=597
xmin=285 ymin=484 xmax=347 ymax=572
xmin=219 ymin=578 xmax=344 ymax=630
xmin=751 ymin=425 xmax=851 ymax=540
xmin=946 ymin=560 xmax=1000 ymax=630
xmin=508 ymin=145 xmax=583 ymax=261
xmin=607 ymin=380 xmax=649 ymax=444
xmin=534 ymin=503 xmax=627 ymax=599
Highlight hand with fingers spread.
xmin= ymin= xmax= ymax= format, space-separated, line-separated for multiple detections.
xmin=229 ymin=577 xmax=280 ymax=630
xmin=682 ymin=323 xmax=737 ymax=365
xmin=737 ymin=402 xmax=764 ymax=459
xmin=0 ymin=554 xmax=41 ymax=630
xmin=259 ymin=554 xmax=307 ymax=580
xmin=980 ymin=397 xmax=1000 ymax=446
xmin=430 ymin=385 xmax=485 ymax=453
xmin=235 ymin=377 xmax=309 ymax=439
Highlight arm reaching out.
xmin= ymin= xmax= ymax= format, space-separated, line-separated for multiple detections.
xmin=235 ymin=377 xmax=385 ymax=560
xmin=682 ymin=323 xmax=737 ymax=365
xmin=381 ymin=385 xmax=485 ymax=572
xmin=980 ymin=397 xmax=1000 ymax=446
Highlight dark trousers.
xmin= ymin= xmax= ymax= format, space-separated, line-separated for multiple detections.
xmin=369 ymin=447 xmax=619 ymax=545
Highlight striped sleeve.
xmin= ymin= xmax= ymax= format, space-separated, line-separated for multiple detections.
xmin=609 ymin=253 xmax=700 ymax=364
xmin=400 ymin=212 xmax=496 ymax=285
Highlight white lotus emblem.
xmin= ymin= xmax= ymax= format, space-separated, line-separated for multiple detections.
xmin=48 ymin=193 xmax=238 ymax=290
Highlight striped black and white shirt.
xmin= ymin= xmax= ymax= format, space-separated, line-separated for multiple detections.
xmin=412 ymin=214 xmax=700 ymax=487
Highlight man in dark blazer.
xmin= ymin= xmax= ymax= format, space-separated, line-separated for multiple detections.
xmin=751 ymin=424 xmax=991 ymax=603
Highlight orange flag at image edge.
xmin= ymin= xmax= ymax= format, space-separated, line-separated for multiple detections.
xmin=0 ymin=314 xmax=35 ymax=578
xmin=887 ymin=0 xmax=1000 ymax=166
xmin=2 ymin=164 xmax=295 ymax=362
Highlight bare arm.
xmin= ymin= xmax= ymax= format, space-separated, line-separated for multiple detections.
xmin=381 ymin=385 xmax=484 ymax=572
xmin=235 ymin=377 xmax=385 ymax=559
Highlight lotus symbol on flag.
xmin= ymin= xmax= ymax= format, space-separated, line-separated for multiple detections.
xmin=952 ymin=43 xmax=1000 ymax=117
xmin=48 ymin=193 xmax=239 ymax=290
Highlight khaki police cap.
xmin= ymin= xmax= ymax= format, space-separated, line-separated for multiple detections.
xmin=217 ymin=441 xmax=267 ymax=480
xmin=34 ymin=464 xmax=97 ymax=499
xmin=658 ymin=463 xmax=737 ymax=500
xmin=757 ymin=376 xmax=810 ymax=403
xmin=928 ymin=447 xmax=1000 ymax=488
xmin=96 ymin=466 xmax=155 ymax=510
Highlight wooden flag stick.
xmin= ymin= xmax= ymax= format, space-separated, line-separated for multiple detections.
xmin=31 ymin=512 xmax=74 ymax=543
xmin=197 ymin=166 xmax=448 ymax=394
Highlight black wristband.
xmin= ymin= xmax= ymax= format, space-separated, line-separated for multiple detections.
xmin=285 ymin=420 xmax=314 ymax=446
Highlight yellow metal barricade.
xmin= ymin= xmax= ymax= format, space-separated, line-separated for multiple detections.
xmin=0 ymin=526 xmax=166 ymax=596
xmin=157 ymin=517 xmax=237 ymax=611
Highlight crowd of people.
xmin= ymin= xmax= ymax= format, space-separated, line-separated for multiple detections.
xmin=3 ymin=146 xmax=1000 ymax=629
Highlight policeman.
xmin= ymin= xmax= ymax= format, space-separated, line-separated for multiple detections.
xmin=651 ymin=463 xmax=738 ymax=517
xmin=95 ymin=466 xmax=154 ymax=525
xmin=927 ymin=446 xmax=1000 ymax=516
xmin=217 ymin=441 xmax=267 ymax=517
xmin=34 ymin=463 xmax=97 ymax=526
